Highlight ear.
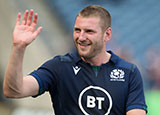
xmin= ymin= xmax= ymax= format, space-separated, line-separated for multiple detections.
xmin=104 ymin=27 xmax=112 ymax=42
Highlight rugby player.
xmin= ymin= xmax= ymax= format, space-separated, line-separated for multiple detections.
xmin=3 ymin=5 xmax=147 ymax=115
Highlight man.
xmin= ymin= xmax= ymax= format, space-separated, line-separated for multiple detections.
xmin=3 ymin=5 xmax=147 ymax=115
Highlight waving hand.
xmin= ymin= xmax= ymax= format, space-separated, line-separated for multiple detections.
xmin=13 ymin=9 xmax=42 ymax=47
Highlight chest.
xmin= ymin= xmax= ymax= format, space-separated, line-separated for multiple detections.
xmin=57 ymin=64 xmax=130 ymax=113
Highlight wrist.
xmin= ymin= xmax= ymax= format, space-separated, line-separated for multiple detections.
xmin=12 ymin=43 xmax=27 ymax=52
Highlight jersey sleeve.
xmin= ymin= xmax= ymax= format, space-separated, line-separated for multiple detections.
xmin=126 ymin=65 xmax=147 ymax=113
xmin=29 ymin=57 xmax=59 ymax=97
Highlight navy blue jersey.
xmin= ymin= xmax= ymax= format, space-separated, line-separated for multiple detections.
xmin=30 ymin=51 xmax=147 ymax=115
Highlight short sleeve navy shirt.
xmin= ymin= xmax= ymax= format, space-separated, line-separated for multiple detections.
xmin=30 ymin=51 xmax=147 ymax=115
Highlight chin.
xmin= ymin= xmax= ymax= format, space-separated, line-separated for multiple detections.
xmin=78 ymin=51 xmax=93 ymax=59
xmin=76 ymin=45 xmax=92 ymax=58
xmin=78 ymin=50 xmax=88 ymax=57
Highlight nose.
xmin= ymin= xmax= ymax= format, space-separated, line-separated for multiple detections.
xmin=79 ymin=31 xmax=86 ymax=41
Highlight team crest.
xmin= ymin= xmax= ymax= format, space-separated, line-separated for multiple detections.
xmin=110 ymin=69 xmax=125 ymax=81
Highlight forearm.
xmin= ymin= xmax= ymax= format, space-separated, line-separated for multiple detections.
xmin=3 ymin=45 xmax=26 ymax=98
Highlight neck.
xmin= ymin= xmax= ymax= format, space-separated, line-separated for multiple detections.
xmin=82 ymin=51 xmax=111 ymax=66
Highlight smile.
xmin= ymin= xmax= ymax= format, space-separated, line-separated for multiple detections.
xmin=78 ymin=42 xmax=91 ymax=49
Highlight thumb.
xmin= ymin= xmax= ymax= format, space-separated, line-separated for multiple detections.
xmin=33 ymin=26 xmax=43 ymax=39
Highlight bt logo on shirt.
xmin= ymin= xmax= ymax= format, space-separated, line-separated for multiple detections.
xmin=87 ymin=95 xmax=105 ymax=110
xmin=78 ymin=86 xmax=113 ymax=115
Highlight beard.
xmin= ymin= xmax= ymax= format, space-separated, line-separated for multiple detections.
xmin=74 ymin=38 xmax=104 ymax=60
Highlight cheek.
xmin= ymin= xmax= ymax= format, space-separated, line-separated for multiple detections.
xmin=74 ymin=31 xmax=80 ymax=37
xmin=73 ymin=32 xmax=76 ymax=38
xmin=93 ymin=36 xmax=104 ymax=47
xmin=73 ymin=33 xmax=78 ymax=41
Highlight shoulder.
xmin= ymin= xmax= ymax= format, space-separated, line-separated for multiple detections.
xmin=41 ymin=52 xmax=79 ymax=68
xmin=109 ymin=51 xmax=137 ymax=72
xmin=110 ymin=51 xmax=143 ymax=84
xmin=116 ymin=57 xmax=136 ymax=72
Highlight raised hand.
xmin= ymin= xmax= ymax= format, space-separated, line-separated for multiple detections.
xmin=13 ymin=9 xmax=42 ymax=48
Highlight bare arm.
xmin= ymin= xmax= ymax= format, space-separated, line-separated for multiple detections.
xmin=3 ymin=9 xmax=42 ymax=98
xmin=126 ymin=109 xmax=146 ymax=115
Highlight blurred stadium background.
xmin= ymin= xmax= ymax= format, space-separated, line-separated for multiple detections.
xmin=0 ymin=0 xmax=160 ymax=114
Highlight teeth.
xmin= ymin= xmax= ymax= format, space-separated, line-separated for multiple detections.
xmin=80 ymin=43 xmax=87 ymax=46
xmin=78 ymin=42 xmax=89 ymax=46
xmin=79 ymin=44 xmax=88 ymax=46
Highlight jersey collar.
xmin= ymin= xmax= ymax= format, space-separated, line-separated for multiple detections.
xmin=107 ymin=51 xmax=119 ymax=64
xmin=70 ymin=50 xmax=119 ymax=65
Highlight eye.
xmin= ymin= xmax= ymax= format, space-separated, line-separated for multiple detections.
xmin=74 ymin=28 xmax=81 ymax=32
xmin=86 ymin=29 xmax=94 ymax=34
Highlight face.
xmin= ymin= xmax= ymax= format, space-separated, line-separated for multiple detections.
xmin=73 ymin=16 xmax=107 ymax=59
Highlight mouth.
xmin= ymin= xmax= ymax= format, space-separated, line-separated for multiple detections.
xmin=77 ymin=42 xmax=91 ymax=49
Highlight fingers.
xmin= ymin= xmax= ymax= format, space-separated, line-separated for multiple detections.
xmin=26 ymin=9 xmax=34 ymax=26
xmin=21 ymin=9 xmax=38 ymax=28
xmin=31 ymin=13 xmax=38 ymax=29
xmin=16 ymin=9 xmax=41 ymax=34
xmin=22 ymin=10 xmax=29 ymax=25
xmin=16 ymin=12 xmax=21 ymax=25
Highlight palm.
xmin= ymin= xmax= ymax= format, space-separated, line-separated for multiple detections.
xmin=13 ymin=10 xmax=42 ymax=47
xmin=13 ymin=25 xmax=35 ymax=45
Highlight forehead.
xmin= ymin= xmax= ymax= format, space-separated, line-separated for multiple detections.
xmin=74 ymin=16 xmax=101 ymax=29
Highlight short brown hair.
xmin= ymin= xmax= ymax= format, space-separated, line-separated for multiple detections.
xmin=77 ymin=5 xmax=111 ymax=31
